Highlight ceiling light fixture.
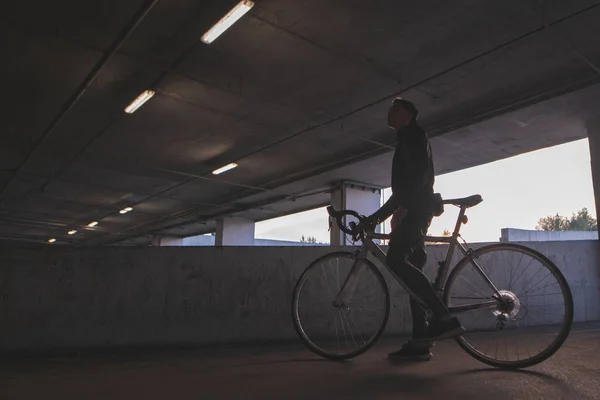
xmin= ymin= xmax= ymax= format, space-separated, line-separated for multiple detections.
xmin=87 ymin=221 xmax=99 ymax=227
xmin=119 ymin=207 xmax=133 ymax=214
xmin=212 ymin=162 xmax=238 ymax=175
xmin=48 ymin=238 xmax=56 ymax=243
xmin=68 ymin=230 xmax=77 ymax=235
xmin=201 ymin=0 xmax=254 ymax=44
xmin=124 ymin=90 xmax=155 ymax=114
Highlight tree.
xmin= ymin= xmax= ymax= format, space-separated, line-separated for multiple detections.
xmin=300 ymin=235 xmax=318 ymax=244
xmin=442 ymin=229 xmax=452 ymax=237
xmin=536 ymin=214 xmax=569 ymax=231
xmin=568 ymin=208 xmax=597 ymax=231
xmin=536 ymin=208 xmax=597 ymax=231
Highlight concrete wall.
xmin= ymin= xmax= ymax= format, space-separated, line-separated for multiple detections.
xmin=0 ymin=241 xmax=598 ymax=352
xmin=500 ymin=228 xmax=598 ymax=242
xmin=161 ymin=236 xmax=328 ymax=247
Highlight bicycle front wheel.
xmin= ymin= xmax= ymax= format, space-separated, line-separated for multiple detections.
xmin=292 ymin=251 xmax=390 ymax=360
xmin=444 ymin=243 xmax=573 ymax=369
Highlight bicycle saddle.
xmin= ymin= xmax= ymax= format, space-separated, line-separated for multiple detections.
xmin=442 ymin=194 xmax=483 ymax=208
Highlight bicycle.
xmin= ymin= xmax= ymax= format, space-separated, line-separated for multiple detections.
xmin=291 ymin=194 xmax=573 ymax=369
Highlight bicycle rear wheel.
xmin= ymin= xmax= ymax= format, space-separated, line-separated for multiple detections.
xmin=292 ymin=251 xmax=390 ymax=360
xmin=444 ymin=243 xmax=573 ymax=369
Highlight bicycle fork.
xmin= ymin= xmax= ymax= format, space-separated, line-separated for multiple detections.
xmin=333 ymin=247 xmax=369 ymax=307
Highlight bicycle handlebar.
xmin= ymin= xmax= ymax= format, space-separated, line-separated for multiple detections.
xmin=327 ymin=206 xmax=366 ymax=237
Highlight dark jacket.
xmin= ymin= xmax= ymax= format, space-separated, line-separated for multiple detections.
xmin=371 ymin=121 xmax=435 ymax=224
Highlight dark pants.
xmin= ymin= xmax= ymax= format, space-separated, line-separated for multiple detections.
xmin=387 ymin=209 xmax=447 ymax=344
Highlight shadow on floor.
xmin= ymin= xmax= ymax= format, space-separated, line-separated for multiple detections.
xmin=454 ymin=367 xmax=574 ymax=397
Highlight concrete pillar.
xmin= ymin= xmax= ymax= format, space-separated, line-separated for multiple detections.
xmin=215 ymin=217 xmax=256 ymax=246
xmin=587 ymin=118 xmax=600 ymax=236
xmin=330 ymin=182 xmax=382 ymax=246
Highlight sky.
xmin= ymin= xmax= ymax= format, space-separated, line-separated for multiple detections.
xmin=255 ymin=138 xmax=596 ymax=244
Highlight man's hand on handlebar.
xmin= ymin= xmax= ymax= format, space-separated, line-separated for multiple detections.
xmin=327 ymin=206 xmax=376 ymax=240
xmin=357 ymin=215 xmax=377 ymax=233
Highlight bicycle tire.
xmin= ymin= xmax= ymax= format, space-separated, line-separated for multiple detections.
xmin=443 ymin=243 xmax=573 ymax=369
xmin=292 ymin=251 xmax=390 ymax=361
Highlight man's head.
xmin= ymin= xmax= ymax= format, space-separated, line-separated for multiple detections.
xmin=387 ymin=98 xmax=418 ymax=131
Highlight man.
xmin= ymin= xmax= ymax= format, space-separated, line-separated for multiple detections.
xmin=361 ymin=98 xmax=464 ymax=361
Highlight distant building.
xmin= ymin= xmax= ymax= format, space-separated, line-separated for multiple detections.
xmin=500 ymin=228 xmax=598 ymax=242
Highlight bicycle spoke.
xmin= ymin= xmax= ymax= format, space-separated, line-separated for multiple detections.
xmin=527 ymin=308 xmax=565 ymax=319
xmin=513 ymin=319 xmax=521 ymax=361
xmin=338 ymin=309 xmax=350 ymax=348
xmin=321 ymin=265 xmax=335 ymax=301
xmin=495 ymin=330 xmax=499 ymax=360
xmin=519 ymin=281 xmax=560 ymax=297
xmin=507 ymin=252 xmax=526 ymax=291
xmin=456 ymin=273 xmax=490 ymax=299
xmin=335 ymin=258 xmax=340 ymax=291
xmin=335 ymin=313 xmax=341 ymax=348
xmin=518 ymin=272 xmax=553 ymax=297
xmin=346 ymin=308 xmax=366 ymax=345
xmin=508 ymin=255 xmax=535 ymax=291
xmin=526 ymin=304 xmax=565 ymax=308
xmin=522 ymin=292 xmax=563 ymax=297
xmin=463 ymin=310 xmax=485 ymax=328
xmin=340 ymin=309 xmax=358 ymax=349
xmin=355 ymin=306 xmax=385 ymax=313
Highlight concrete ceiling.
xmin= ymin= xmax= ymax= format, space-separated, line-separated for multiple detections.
xmin=1 ymin=0 xmax=600 ymax=246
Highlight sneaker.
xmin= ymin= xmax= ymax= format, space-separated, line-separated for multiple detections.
xmin=387 ymin=342 xmax=433 ymax=362
xmin=415 ymin=316 xmax=465 ymax=342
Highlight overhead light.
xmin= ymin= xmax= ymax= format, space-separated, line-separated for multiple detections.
xmin=68 ymin=230 xmax=77 ymax=235
xmin=201 ymin=0 xmax=254 ymax=44
xmin=124 ymin=90 xmax=155 ymax=114
xmin=48 ymin=238 xmax=56 ymax=243
xmin=119 ymin=207 xmax=133 ymax=214
xmin=212 ymin=162 xmax=238 ymax=175
xmin=87 ymin=221 xmax=98 ymax=227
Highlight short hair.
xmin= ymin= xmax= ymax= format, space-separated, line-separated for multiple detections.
xmin=392 ymin=98 xmax=419 ymax=120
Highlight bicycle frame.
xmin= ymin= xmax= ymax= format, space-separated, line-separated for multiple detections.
xmin=333 ymin=206 xmax=504 ymax=315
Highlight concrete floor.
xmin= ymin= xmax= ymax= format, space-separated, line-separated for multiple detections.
xmin=1 ymin=325 xmax=599 ymax=400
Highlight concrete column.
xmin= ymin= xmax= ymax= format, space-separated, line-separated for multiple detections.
xmin=215 ymin=217 xmax=256 ymax=246
xmin=330 ymin=182 xmax=382 ymax=246
xmin=587 ymin=118 xmax=600 ymax=237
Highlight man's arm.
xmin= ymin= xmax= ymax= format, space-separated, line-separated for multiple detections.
xmin=370 ymin=192 xmax=404 ymax=225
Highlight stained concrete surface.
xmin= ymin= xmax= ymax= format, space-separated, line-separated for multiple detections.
xmin=1 ymin=324 xmax=599 ymax=400
xmin=1 ymin=242 xmax=599 ymax=352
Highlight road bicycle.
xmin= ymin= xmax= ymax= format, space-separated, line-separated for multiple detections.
xmin=291 ymin=195 xmax=573 ymax=369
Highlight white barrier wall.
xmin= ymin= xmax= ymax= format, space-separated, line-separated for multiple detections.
xmin=0 ymin=241 xmax=598 ymax=352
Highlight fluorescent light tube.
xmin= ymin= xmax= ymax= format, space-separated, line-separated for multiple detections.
xmin=212 ymin=163 xmax=238 ymax=175
xmin=201 ymin=1 xmax=254 ymax=44
xmin=124 ymin=90 xmax=155 ymax=114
